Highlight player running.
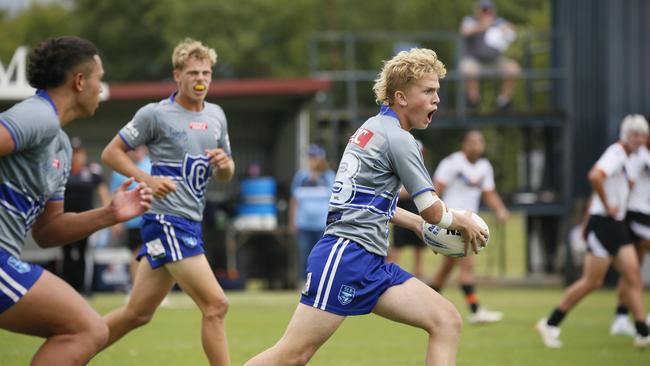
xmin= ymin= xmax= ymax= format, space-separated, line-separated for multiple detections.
xmin=610 ymin=118 xmax=650 ymax=336
xmin=428 ymin=129 xmax=509 ymax=324
xmin=100 ymin=38 xmax=234 ymax=366
xmin=244 ymin=48 xmax=487 ymax=366
xmin=0 ymin=36 xmax=152 ymax=366
xmin=536 ymin=114 xmax=650 ymax=348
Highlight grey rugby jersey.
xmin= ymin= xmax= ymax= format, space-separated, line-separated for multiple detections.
xmin=118 ymin=93 xmax=232 ymax=222
xmin=325 ymin=105 xmax=434 ymax=256
xmin=0 ymin=91 xmax=71 ymax=257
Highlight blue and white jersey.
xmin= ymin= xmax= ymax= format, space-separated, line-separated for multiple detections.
xmin=325 ymin=105 xmax=434 ymax=256
xmin=0 ymin=91 xmax=71 ymax=257
xmin=118 ymin=93 xmax=231 ymax=222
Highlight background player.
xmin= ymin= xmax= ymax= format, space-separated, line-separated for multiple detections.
xmin=244 ymin=48 xmax=487 ymax=366
xmin=100 ymin=38 xmax=234 ymax=366
xmin=428 ymin=129 xmax=509 ymax=324
xmin=610 ymin=115 xmax=650 ymax=336
xmin=0 ymin=36 xmax=152 ymax=366
xmin=536 ymin=114 xmax=650 ymax=348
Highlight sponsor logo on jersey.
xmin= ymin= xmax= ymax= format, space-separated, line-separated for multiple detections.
xmin=189 ymin=121 xmax=208 ymax=130
xmin=7 ymin=256 xmax=30 ymax=274
xmin=51 ymin=159 xmax=60 ymax=169
xmin=349 ymin=128 xmax=374 ymax=148
xmin=337 ymin=284 xmax=356 ymax=305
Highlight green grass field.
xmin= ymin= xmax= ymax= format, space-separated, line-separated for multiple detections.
xmin=2 ymin=288 xmax=649 ymax=365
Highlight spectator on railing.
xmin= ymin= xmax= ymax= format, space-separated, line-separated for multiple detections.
xmin=459 ymin=0 xmax=520 ymax=111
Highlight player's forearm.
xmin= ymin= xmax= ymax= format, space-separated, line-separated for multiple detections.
xmin=484 ymin=191 xmax=507 ymax=214
xmin=31 ymin=207 xmax=117 ymax=247
xmin=214 ymin=160 xmax=235 ymax=182
xmin=391 ymin=207 xmax=423 ymax=234
xmin=102 ymin=147 xmax=151 ymax=185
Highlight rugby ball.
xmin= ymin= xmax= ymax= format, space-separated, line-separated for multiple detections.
xmin=422 ymin=210 xmax=489 ymax=257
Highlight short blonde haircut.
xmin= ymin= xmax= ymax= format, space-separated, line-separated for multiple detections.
xmin=620 ymin=114 xmax=649 ymax=143
xmin=373 ymin=48 xmax=446 ymax=106
xmin=172 ymin=38 xmax=217 ymax=70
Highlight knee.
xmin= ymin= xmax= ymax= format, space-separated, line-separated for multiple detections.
xmin=89 ymin=321 xmax=110 ymax=350
xmin=623 ymin=271 xmax=642 ymax=289
xmin=584 ymin=278 xmax=604 ymax=291
xmin=503 ymin=61 xmax=521 ymax=78
xmin=202 ymin=296 xmax=229 ymax=322
xmin=78 ymin=315 xmax=109 ymax=352
xmin=282 ymin=346 xmax=316 ymax=366
xmin=426 ymin=303 xmax=462 ymax=340
xmin=125 ymin=307 xmax=155 ymax=328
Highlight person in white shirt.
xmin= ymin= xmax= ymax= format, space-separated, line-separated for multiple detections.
xmin=536 ymin=114 xmax=650 ymax=349
xmin=610 ymin=124 xmax=650 ymax=336
xmin=428 ymin=130 xmax=509 ymax=324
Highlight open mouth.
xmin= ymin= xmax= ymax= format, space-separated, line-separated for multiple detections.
xmin=427 ymin=110 xmax=435 ymax=122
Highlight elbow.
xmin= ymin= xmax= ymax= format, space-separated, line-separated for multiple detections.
xmin=587 ymin=169 xmax=601 ymax=186
xmin=100 ymin=146 xmax=112 ymax=166
xmin=31 ymin=230 xmax=53 ymax=248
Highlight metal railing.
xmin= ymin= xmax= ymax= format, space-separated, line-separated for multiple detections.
xmin=308 ymin=30 xmax=570 ymax=125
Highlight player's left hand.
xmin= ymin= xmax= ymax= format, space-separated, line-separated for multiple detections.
xmin=109 ymin=178 xmax=153 ymax=222
xmin=205 ymin=148 xmax=230 ymax=170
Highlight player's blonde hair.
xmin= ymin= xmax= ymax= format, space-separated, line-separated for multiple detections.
xmin=620 ymin=114 xmax=649 ymax=143
xmin=172 ymin=38 xmax=217 ymax=70
xmin=373 ymin=48 xmax=446 ymax=106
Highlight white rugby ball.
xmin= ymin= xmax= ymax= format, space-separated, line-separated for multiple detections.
xmin=421 ymin=210 xmax=489 ymax=257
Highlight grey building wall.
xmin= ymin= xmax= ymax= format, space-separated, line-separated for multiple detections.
xmin=553 ymin=0 xmax=650 ymax=198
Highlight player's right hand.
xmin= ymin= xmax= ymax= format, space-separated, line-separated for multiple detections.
xmin=453 ymin=210 xmax=488 ymax=256
xmin=147 ymin=176 xmax=177 ymax=199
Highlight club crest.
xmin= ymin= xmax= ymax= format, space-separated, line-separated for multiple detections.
xmin=337 ymin=285 xmax=356 ymax=306
xmin=182 ymin=154 xmax=212 ymax=200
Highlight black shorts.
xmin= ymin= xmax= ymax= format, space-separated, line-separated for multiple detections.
xmin=126 ymin=228 xmax=142 ymax=251
xmin=625 ymin=211 xmax=650 ymax=242
xmin=392 ymin=198 xmax=425 ymax=249
xmin=585 ymin=215 xmax=633 ymax=258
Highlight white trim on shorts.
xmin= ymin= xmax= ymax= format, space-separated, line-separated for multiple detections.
xmin=630 ymin=221 xmax=650 ymax=240
xmin=587 ymin=232 xmax=609 ymax=258
xmin=0 ymin=267 xmax=27 ymax=303
xmin=313 ymin=237 xmax=349 ymax=310
xmin=157 ymin=214 xmax=183 ymax=261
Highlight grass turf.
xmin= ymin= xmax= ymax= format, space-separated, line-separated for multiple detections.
xmin=1 ymin=288 xmax=649 ymax=365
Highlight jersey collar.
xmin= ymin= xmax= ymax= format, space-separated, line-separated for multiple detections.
xmin=35 ymin=89 xmax=58 ymax=115
xmin=379 ymin=104 xmax=399 ymax=121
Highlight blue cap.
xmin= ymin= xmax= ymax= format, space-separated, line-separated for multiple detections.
xmin=307 ymin=144 xmax=326 ymax=158
xmin=478 ymin=0 xmax=494 ymax=9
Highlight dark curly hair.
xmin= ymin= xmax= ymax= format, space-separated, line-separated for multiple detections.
xmin=27 ymin=36 xmax=98 ymax=90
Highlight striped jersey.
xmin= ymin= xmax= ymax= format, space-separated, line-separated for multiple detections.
xmin=0 ymin=91 xmax=71 ymax=257
xmin=325 ymin=105 xmax=434 ymax=256
xmin=118 ymin=93 xmax=232 ymax=222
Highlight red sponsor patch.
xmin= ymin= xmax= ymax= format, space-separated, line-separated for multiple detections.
xmin=189 ymin=121 xmax=208 ymax=130
xmin=52 ymin=159 xmax=60 ymax=169
xmin=349 ymin=128 xmax=374 ymax=148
